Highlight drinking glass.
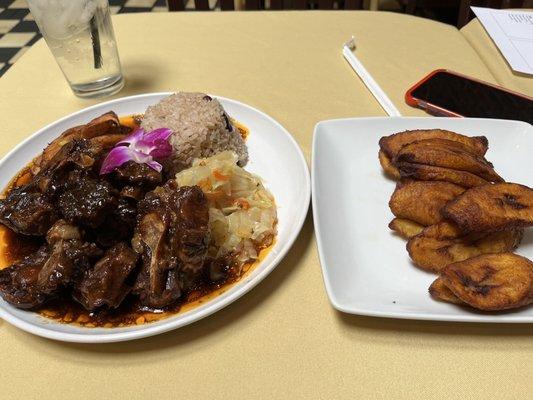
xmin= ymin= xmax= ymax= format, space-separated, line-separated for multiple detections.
xmin=26 ymin=0 xmax=124 ymax=98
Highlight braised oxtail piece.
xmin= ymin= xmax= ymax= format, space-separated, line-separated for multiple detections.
xmin=0 ymin=246 xmax=51 ymax=309
xmin=0 ymin=220 xmax=102 ymax=308
xmin=31 ymin=112 xmax=122 ymax=176
xmin=0 ymin=184 xmax=59 ymax=236
xmin=74 ymin=242 xmax=139 ymax=310
xmin=0 ymin=139 xmax=101 ymax=236
xmin=132 ymin=182 xmax=209 ymax=309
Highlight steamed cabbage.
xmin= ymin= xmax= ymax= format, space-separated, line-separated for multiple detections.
xmin=176 ymin=151 xmax=277 ymax=268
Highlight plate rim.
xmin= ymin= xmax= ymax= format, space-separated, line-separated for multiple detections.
xmin=312 ymin=116 xmax=533 ymax=324
xmin=0 ymin=92 xmax=311 ymax=342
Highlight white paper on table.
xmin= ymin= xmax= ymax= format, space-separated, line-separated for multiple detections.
xmin=471 ymin=7 xmax=533 ymax=75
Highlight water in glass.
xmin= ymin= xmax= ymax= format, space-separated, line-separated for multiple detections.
xmin=27 ymin=0 xmax=124 ymax=98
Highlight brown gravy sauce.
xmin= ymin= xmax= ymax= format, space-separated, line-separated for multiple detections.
xmin=0 ymin=114 xmax=269 ymax=328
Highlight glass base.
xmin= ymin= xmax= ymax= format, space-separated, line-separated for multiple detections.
xmin=71 ymin=74 xmax=124 ymax=99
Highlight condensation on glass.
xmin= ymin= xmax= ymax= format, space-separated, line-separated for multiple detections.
xmin=27 ymin=0 xmax=124 ymax=98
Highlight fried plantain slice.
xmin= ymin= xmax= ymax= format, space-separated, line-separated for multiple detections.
xmin=379 ymin=129 xmax=488 ymax=159
xmin=442 ymin=183 xmax=533 ymax=233
xmin=389 ymin=180 xmax=465 ymax=226
xmin=396 ymin=162 xmax=490 ymax=188
xmin=441 ymin=253 xmax=533 ymax=311
xmin=378 ymin=150 xmax=401 ymax=180
xmin=406 ymin=223 xmax=523 ymax=272
xmin=429 ymin=277 xmax=463 ymax=305
xmin=389 ymin=218 xmax=424 ymax=239
xmin=395 ymin=138 xmax=503 ymax=182
xmin=419 ymin=220 xmax=464 ymax=240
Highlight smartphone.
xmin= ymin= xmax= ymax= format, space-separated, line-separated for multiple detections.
xmin=405 ymin=69 xmax=533 ymax=124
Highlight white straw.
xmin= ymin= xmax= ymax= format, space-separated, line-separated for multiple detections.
xmin=342 ymin=37 xmax=401 ymax=117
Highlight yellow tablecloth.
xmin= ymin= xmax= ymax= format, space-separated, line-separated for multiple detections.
xmin=0 ymin=11 xmax=531 ymax=400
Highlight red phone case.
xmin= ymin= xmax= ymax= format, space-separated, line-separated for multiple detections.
xmin=405 ymin=69 xmax=532 ymax=118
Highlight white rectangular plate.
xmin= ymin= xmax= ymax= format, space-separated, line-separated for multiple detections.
xmin=312 ymin=117 xmax=533 ymax=323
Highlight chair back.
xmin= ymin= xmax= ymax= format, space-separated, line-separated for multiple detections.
xmin=168 ymin=0 xmax=364 ymax=11
xmin=458 ymin=0 xmax=526 ymax=27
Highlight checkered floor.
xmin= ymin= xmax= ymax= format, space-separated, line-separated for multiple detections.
xmin=0 ymin=0 xmax=169 ymax=77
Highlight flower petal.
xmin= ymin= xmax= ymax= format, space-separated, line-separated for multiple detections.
xmin=148 ymin=139 xmax=173 ymax=158
xmin=117 ymin=128 xmax=144 ymax=146
xmin=130 ymin=148 xmax=153 ymax=164
xmin=100 ymin=146 xmax=136 ymax=174
xmin=100 ymin=127 xmax=173 ymax=174
xmin=143 ymin=128 xmax=172 ymax=143
xmin=135 ymin=129 xmax=173 ymax=156
xmin=146 ymin=160 xmax=163 ymax=172
xmin=134 ymin=139 xmax=156 ymax=156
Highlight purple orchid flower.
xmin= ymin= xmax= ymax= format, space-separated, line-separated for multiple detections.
xmin=100 ymin=128 xmax=173 ymax=175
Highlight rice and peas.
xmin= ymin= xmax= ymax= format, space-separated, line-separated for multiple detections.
xmin=142 ymin=92 xmax=277 ymax=270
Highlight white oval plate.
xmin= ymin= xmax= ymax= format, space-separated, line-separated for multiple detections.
xmin=0 ymin=93 xmax=310 ymax=343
